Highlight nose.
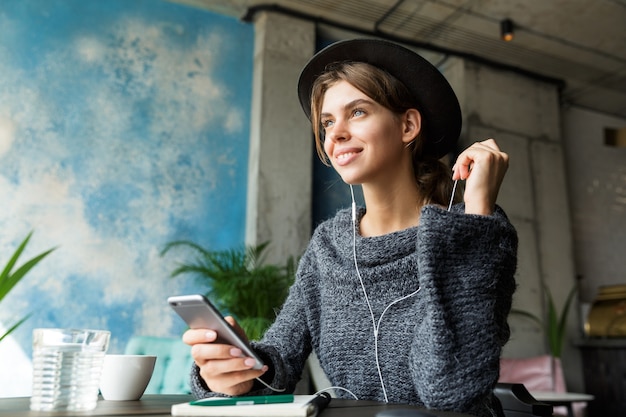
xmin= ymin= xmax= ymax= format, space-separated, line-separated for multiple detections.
xmin=325 ymin=118 xmax=349 ymax=143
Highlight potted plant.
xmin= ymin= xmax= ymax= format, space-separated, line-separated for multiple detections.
xmin=511 ymin=284 xmax=577 ymax=390
xmin=512 ymin=284 xmax=578 ymax=359
xmin=1 ymin=231 xmax=56 ymax=343
xmin=161 ymin=241 xmax=296 ymax=341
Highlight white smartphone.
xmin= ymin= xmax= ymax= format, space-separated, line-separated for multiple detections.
xmin=167 ymin=294 xmax=265 ymax=370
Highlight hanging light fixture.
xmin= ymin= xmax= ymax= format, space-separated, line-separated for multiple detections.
xmin=501 ymin=19 xmax=514 ymax=42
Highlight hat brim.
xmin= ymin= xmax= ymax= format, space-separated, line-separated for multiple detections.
xmin=297 ymin=39 xmax=461 ymax=159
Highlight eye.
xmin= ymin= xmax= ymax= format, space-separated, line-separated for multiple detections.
xmin=321 ymin=119 xmax=334 ymax=129
xmin=352 ymin=108 xmax=365 ymax=118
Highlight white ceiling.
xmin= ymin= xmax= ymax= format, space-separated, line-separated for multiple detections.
xmin=178 ymin=0 xmax=626 ymax=120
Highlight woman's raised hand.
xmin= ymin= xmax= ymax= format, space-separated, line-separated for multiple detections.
xmin=452 ymin=138 xmax=509 ymax=215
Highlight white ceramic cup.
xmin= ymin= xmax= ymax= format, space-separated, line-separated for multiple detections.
xmin=99 ymin=354 xmax=156 ymax=401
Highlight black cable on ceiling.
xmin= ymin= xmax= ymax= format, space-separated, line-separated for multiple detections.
xmin=374 ymin=0 xmax=406 ymax=32
xmin=432 ymin=0 xmax=626 ymax=64
xmin=241 ymin=3 xmax=565 ymax=90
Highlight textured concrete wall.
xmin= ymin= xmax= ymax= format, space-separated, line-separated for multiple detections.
xmin=443 ymin=59 xmax=583 ymax=390
xmin=245 ymin=12 xmax=315 ymax=264
xmin=563 ymin=107 xmax=626 ymax=303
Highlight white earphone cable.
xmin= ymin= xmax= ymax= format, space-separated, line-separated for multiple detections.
xmin=254 ymin=376 xmax=286 ymax=392
xmin=314 ymin=386 xmax=359 ymax=400
xmin=349 ymin=185 xmax=420 ymax=403
xmin=248 ymin=179 xmax=458 ymax=398
xmin=448 ymin=179 xmax=458 ymax=211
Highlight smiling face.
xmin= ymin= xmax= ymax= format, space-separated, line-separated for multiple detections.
xmin=320 ymin=80 xmax=419 ymax=186
xmin=308 ymin=61 xmax=454 ymax=208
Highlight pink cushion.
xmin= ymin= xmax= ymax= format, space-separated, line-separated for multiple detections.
xmin=499 ymin=354 xmax=566 ymax=392
xmin=499 ymin=355 xmax=589 ymax=417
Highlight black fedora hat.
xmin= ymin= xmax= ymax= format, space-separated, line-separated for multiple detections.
xmin=297 ymin=38 xmax=462 ymax=159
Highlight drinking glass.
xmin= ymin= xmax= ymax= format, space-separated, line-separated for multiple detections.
xmin=30 ymin=328 xmax=110 ymax=411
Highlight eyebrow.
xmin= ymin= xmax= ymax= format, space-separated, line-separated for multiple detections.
xmin=320 ymin=98 xmax=374 ymax=119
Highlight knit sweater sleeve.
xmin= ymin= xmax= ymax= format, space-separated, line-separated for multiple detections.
xmin=412 ymin=204 xmax=517 ymax=413
xmin=189 ymin=247 xmax=317 ymax=399
xmin=247 ymin=266 xmax=315 ymax=395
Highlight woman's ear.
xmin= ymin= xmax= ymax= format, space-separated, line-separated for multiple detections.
xmin=402 ymin=109 xmax=422 ymax=144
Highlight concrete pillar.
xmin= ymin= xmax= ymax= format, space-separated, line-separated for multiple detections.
xmin=245 ymin=12 xmax=315 ymax=264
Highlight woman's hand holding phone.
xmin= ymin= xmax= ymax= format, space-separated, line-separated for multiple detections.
xmin=168 ymin=294 xmax=268 ymax=396
xmin=182 ymin=317 xmax=269 ymax=396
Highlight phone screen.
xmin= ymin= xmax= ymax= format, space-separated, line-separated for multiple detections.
xmin=167 ymin=294 xmax=265 ymax=369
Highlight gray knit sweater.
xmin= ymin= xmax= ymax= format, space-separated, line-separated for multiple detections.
xmin=191 ymin=204 xmax=517 ymax=417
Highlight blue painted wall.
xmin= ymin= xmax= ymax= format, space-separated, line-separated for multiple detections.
xmin=0 ymin=0 xmax=254 ymax=367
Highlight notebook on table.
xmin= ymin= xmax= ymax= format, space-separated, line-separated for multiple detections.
xmin=171 ymin=393 xmax=331 ymax=417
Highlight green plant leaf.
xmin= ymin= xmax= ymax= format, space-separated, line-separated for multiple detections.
xmin=508 ymin=283 xmax=578 ymax=358
xmin=0 ymin=231 xmax=56 ymax=344
xmin=554 ymin=285 xmax=578 ymax=357
xmin=510 ymin=308 xmax=543 ymax=329
xmin=0 ymin=314 xmax=31 ymax=343
xmin=162 ymin=240 xmax=296 ymax=340
xmin=0 ymin=248 xmax=56 ymax=301
xmin=1 ymin=232 xmax=34 ymax=301
xmin=545 ymin=286 xmax=559 ymax=356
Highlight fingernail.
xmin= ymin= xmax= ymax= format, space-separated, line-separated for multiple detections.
xmin=244 ymin=358 xmax=257 ymax=367
xmin=205 ymin=330 xmax=217 ymax=340
xmin=230 ymin=348 xmax=243 ymax=357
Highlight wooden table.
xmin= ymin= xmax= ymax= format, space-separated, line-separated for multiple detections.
xmin=0 ymin=395 xmax=191 ymax=416
xmin=0 ymin=394 xmax=475 ymax=417
xmin=529 ymin=391 xmax=595 ymax=417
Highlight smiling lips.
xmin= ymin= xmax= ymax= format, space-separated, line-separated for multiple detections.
xmin=334 ymin=149 xmax=362 ymax=166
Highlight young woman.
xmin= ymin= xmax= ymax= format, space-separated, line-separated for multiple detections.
xmin=183 ymin=39 xmax=517 ymax=417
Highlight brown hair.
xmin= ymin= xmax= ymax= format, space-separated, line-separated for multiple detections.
xmin=310 ymin=61 xmax=455 ymax=207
